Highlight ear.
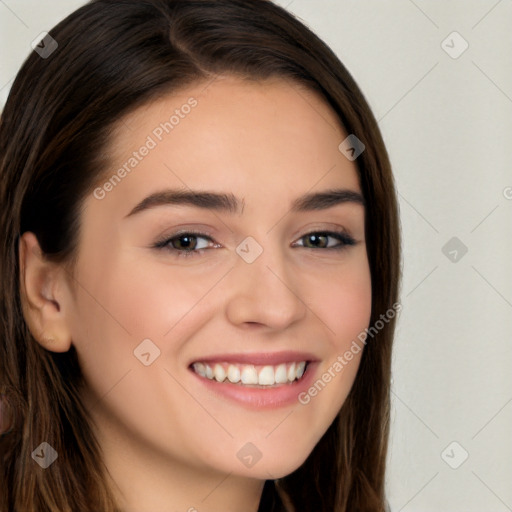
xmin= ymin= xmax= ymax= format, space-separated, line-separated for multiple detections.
xmin=18 ymin=232 xmax=73 ymax=353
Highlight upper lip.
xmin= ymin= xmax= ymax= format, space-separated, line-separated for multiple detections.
xmin=189 ymin=351 xmax=318 ymax=366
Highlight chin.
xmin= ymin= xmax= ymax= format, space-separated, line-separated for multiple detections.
xmin=229 ymin=444 xmax=315 ymax=480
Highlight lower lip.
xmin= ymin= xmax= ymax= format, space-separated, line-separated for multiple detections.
xmin=189 ymin=362 xmax=318 ymax=409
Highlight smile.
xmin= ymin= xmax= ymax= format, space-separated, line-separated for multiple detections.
xmin=191 ymin=361 xmax=307 ymax=387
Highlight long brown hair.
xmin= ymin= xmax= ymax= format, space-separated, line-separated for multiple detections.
xmin=0 ymin=1 xmax=401 ymax=510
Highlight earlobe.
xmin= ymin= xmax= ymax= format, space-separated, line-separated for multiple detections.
xmin=18 ymin=232 xmax=73 ymax=353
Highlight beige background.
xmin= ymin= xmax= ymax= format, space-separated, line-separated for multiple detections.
xmin=1 ymin=1 xmax=511 ymax=510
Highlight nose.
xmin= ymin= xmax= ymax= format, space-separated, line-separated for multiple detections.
xmin=224 ymin=241 xmax=307 ymax=330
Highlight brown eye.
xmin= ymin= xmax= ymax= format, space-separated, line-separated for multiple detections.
xmin=296 ymin=231 xmax=356 ymax=250
xmin=170 ymin=234 xmax=200 ymax=251
xmin=153 ymin=232 xmax=217 ymax=258
xmin=303 ymin=233 xmax=329 ymax=248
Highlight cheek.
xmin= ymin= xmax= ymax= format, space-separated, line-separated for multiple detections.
xmin=323 ymin=273 xmax=372 ymax=348
xmin=68 ymin=255 xmax=224 ymax=411
xmin=291 ymin=253 xmax=372 ymax=431
xmin=310 ymin=253 xmax=373 ymax=350
xmin=67 ymin=261 xmax=217 ymax=460
xmin=72 ymin=255 xmax=215 ymax=344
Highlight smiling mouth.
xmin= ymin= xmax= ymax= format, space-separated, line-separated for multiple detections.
xmin=191 ymin=361 xmax=308 ymax=387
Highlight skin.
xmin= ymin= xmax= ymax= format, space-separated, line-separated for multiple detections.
xmin=19 ymin=76 xmax=371 ymax=512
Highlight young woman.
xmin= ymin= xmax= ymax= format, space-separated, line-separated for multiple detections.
xmin=0 ymin=0 xmax=401 ymax=510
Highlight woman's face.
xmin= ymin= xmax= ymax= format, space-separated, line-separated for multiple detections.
xmin=65 ymin=76 xmax=371 ymax=480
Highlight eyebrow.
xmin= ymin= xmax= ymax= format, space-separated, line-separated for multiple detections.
xmin=124 ymin=187 xmax=365 ymax=218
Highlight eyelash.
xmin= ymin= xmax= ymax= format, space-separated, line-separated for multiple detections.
xmin=153 ymin=229 xmax=357 ymax=258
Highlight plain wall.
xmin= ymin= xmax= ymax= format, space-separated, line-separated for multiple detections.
xmin=1 ymin=1 xmax=511 ymax=510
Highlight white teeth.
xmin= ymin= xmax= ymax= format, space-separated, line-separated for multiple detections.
xmin=287 ymin=362 xmax=296 ymax=381
xmin=193 ymin=361 xmax=308 ymax=386
xmin=274 ymin=363 xmax=288 ymax=384
xmin=192 ymin=362 xmax=206 ymax=377
xmin=213 ymin=364 xmax=226 ymax=382
xmin=227 ymin=364 xmax=241 ymax=383
xmin=241 ymin=365 xmax=259 ymax=384
xmin=296 ymin=361 xmax=306 ymax=379
xmin=258 ymin=365 xmax=275 ymax=386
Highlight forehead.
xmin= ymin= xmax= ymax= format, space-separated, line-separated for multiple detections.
xmin=94 ymin=76 xmax=361 ymax=213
